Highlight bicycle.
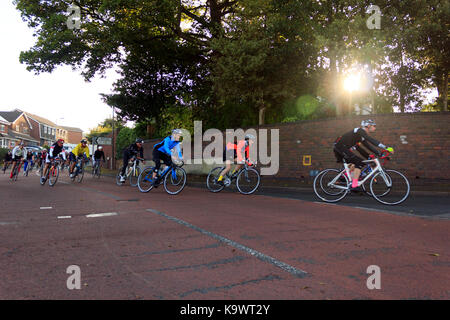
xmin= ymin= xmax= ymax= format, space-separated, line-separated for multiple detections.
xmin=10 ymin=159 xmax=23 ymax=181
xmin=40 ymin=158 xmax=61 ymax=186
xmin=91 ymin=160 xmax=103 ymax=178
xmin=137 ymin=160 xmax=186 ymax=195
xmin=116 ymin=157 xmax=142 ymax=187
xmin=207 ymin=162 xmax=260 ymax=195
xmin=313 ymin=150 xmax=410 ymax=205
xmin=71 ymin=155 xmax=87 ymax=183
xmin=24 ymin=160 xmax=34 ymax=177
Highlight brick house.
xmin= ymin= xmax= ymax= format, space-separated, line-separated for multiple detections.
xmin=0 ymin=110 xmax=40 ymax=148
xmin=58 ymin=126 xmax=83 ymax=144
xmin=23 ymin=111 xmax=57 ymax=146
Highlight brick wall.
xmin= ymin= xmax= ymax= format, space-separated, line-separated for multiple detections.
xmin=143 ymin=113 xmax=450 ymax=185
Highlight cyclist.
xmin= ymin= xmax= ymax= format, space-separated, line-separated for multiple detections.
xmin=41 ymin=139 xmax=67 ymax=183
xmin=69 ymin=139 xmax=90 ymax=178
xmin=217 ymin=134 xmax=256 ymax=185
xmin=150 ymin=129 xmax=184 ymax=185
xmin=23 ymin=149 xmax=34 ymax=175
xmin=10 ymin=142 xmax=27 ymax=179
xmin=93 ymin=145 xmax=106 ymax=170
xmin=119 ymin=138 xmax=145 ymax=183
xmin=333 ymin=119 xmax=394 ymax=189
xmin=2 ymin=150 xmax=12 ymax=173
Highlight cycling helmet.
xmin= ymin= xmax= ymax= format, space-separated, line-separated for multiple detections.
xmin=135 ymin=138 xmax=144 ymax=144
xmin=245 ymin=134 xmax=256 ymax=141
xmin=172 ymin=129 xmax=182 ymax=135
xmin=57 ymin=139 xmax=65 ymax=144
xmin=361 ymin=119 xmax=376 ymax=127
xmin=98 ymin=146 xmax=103 ymax=150
xmin=81 ymin=139 xmax=88 ymax=144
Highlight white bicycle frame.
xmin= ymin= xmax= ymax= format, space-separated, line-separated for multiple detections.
xmin=328 ymin=157 xmax=391 ymax=190
xmin=126 ymin=159 xmax=138 ymax=178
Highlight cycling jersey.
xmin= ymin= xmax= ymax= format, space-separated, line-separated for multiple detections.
xmin=12 ymin=146 xmax=26 ymax=160
xmin=4 ymin=153 xmax=12 ymax=162
xmin=48 ymin=142 xmax=67 ymax=163
xmin=153 ymin=136 xmax=182 ymax=158
xmin=335 ymin=128 xmax=386 ymax=150
xmin=226 ymin=140 xmax=249 ymax=163
xmin=124 ymin=143 xmax=144 ymax=158
xmin=71 ymin=143 xmax=90 ymax=158
xmin=94 ymin=150 xmax=105 ymax=161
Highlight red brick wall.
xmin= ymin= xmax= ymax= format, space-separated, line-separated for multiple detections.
xmin=143 ymin=113 xmax=450 ymax=185
xmin=67 ymin=131 xmax=83 ymax=144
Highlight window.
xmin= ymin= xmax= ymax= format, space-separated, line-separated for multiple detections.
xmin=0 ymin=125 xmax=4 ymax=132
xmin=44 ymin=126 xmax=48 ymax=134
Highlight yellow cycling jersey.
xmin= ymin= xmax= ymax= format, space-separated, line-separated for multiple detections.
xmin=71 ymin=143 xmax=90 ymax=158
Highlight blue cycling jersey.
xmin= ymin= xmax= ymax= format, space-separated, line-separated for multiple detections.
xmin=154 ymin=136 xmax=183 ymax=158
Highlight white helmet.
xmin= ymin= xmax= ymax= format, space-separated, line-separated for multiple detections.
xmin=361 ymin=119 xmax=376 ymax=127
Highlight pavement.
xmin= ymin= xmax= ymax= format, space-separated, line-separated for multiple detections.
xmin=0 ymin=169 xmax=449 ymax=300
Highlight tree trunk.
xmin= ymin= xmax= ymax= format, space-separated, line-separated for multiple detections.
xmin=258 ymin=105 xmax=266 ymax=126
xmin=443 ymin=71 xmax=448 ymax=112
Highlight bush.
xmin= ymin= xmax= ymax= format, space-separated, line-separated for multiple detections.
xmin=0 ymin=147 xmax=9 ymax=161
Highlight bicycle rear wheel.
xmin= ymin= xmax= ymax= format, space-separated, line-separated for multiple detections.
xmin=313 ymin=169 xmax=349 ymax=202
xmin=370 ymin=169 xmax=410 ymax=205
xmin=76 ymin=167 xmax=84 ymax=183
xmin=236 ymin=167 xmax=260 ymax=195
xmin=164 ymin=167 xmax=187 ymax=195
xmin=138 ymin=166 xmax=155 ymax=193
xmin=206 ymin=167 xmax=226 ymax=193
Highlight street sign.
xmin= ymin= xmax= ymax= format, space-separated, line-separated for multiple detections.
xmin=95 ymin=137 xmax=112 ymax=145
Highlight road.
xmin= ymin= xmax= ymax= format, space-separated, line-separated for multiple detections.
xmin=0 ymin=170 xmax=449 ymax=300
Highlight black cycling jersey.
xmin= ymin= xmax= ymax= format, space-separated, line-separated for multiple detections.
xmin=49 ymin=142 xmax=64 ymax=158
xmin=335 ymin=128 xmax=386 ymax=150
xmin=4 ymin=153 xmax=12 ymax=161
xmin=94 ymin=150 xmax=106 ymax=161
xmin=124 ymin=143 xmax=144 ymax=158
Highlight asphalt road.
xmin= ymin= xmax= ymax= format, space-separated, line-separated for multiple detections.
xmin=0 ymin=170 xmax=449 ymax=300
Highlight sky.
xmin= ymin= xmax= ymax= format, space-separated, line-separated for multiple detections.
xmin=0 ymin=1 xmax=120 ymax=133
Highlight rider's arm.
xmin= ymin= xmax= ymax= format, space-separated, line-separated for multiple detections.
xmin=359 ymin=128 xmax=386 ymax=149
xmin=175 ymin=144 xmax=182 ymax=159
xmin=359 ymin=141 xmax=380 ymax=157
xmin=236 ymin=141 xmax=246 ymax=163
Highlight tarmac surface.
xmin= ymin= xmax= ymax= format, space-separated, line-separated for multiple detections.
xmin=0 ymin=169 xmax=449 ymax=299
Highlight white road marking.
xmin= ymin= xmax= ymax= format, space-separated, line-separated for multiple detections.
xmin=57 ymin=216 xmax=72 ymax=219
xmin=40 ymin=207 xmax=53 ymax=210
xmin=146 ymin=208 xmax=309 ymax=279
xmin=86 ymin=212 xmax=118 ymax=218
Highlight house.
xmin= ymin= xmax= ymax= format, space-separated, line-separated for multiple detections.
xmin=0 ymin=110 xmax=40 ymax=148
xmin=22 ymin=111 xmax=58 ymax=146
xmin=58 ymin=126 xmax=83 ymax=144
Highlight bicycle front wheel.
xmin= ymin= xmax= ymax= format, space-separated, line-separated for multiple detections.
xmin=129 ymin=166 xmax=141 ymax=187
xmin=138 ymin=166 xmax=155 ymax=193
xmin=236 ymin=167 xmax=260 ymax=195
xmin=48 ymin=166 xmax=59 ymax=186
xmin=370 ymin=169 xmax=410 ymax=205
xmin=77 ymin=168 xmax=84 ymax=183
xmin=313 ymin=169 xmax=349 ymax=202
xmin=164 ymin=167 xmax=187 ymax=195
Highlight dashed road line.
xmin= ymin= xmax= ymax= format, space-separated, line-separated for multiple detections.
xmin=146 ymin=208 xmax=309 ymax=279
xmin=86 ymin=212 xmax=118 ymax=218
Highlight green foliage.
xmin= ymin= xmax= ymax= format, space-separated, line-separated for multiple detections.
xmin=0 ymin=148 xmax=9 ymax=161
xmin=14 ymin=0 xmax=449 ymax=131
xmin=115 ymin=127 xmax=137 ymax=159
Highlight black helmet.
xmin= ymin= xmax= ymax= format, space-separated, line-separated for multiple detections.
xmin=135 ymin=138 xmax=144 ymax=144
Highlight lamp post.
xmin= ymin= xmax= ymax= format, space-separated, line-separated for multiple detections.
xmin=112 ymin=107 xmax=115 ymax=170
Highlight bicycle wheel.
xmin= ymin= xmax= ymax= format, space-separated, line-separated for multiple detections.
xmin=77 ymin=167 xmax=84 ymax=183
xmin=48 ymin=165 xmax=59 ymax=186
xmin=164 ymin=167 xmax=187 ymax=195
xmin=370 ymin=169 xmax=410 ymax=205
xmin=236 ymin=167 xmax=260 ymax=195
xmin=129 ymin=166 xmax=141 ymax=187
xmin=206 ymin=167 xmax=226 ymax=193
xmin=313 ymin=169 xmax=349 ymax=202
xmin=138 ymin=166 xmax=155 ymax=193
xmin=96 ymin=165 xmax=101 ymax=178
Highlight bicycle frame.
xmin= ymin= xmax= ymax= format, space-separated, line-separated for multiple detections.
xmin=328 ymin=158 xmax=391 ymax=190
